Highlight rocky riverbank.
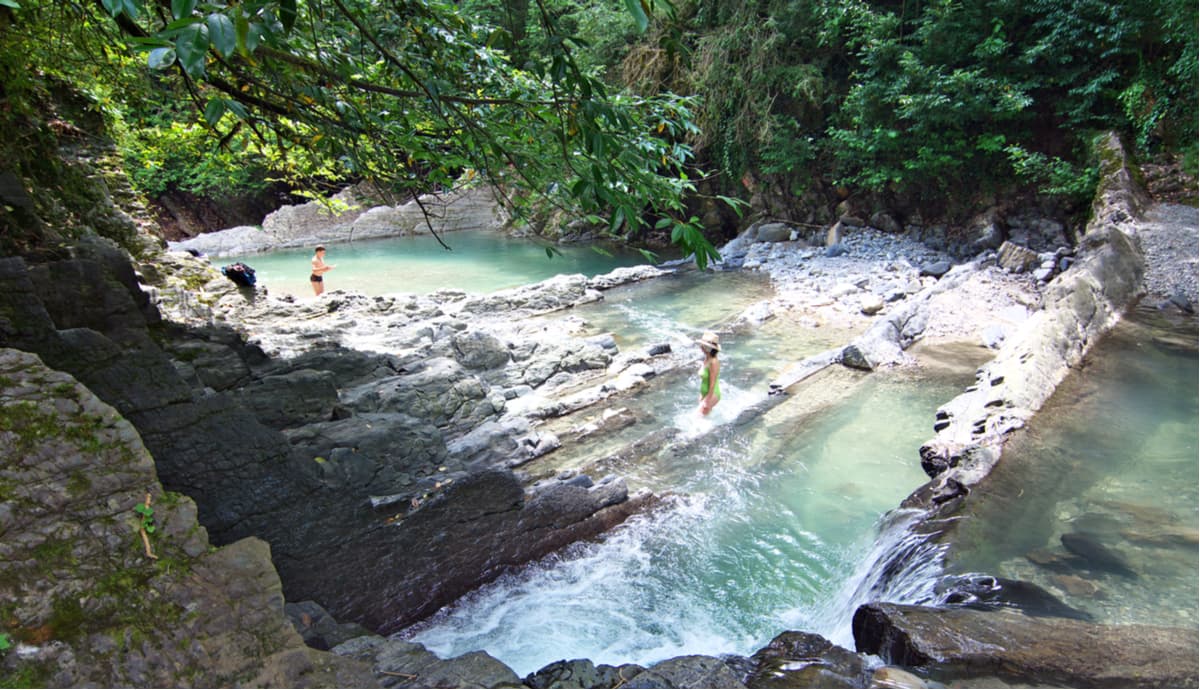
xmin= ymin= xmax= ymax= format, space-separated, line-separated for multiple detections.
xmin=2 ymin=131 xmax=1196 ymax=688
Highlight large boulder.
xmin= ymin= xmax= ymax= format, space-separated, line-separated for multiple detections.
xmin=0 ymin=348 xmax=374 ymax=688
xmin=853 ymin=603 xmax=1198 ymax=688
xmin=333 ymin=636 xmax=522 ymax=689
xmin=624 ymin=655 xmax=747 ymax=689
xmin=745 ymin=631 xmax=867 ymax=688
xmin=296 ymin=469 xmax=655 ymax=634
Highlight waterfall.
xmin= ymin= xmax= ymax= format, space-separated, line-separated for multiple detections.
xmin=797 ymin=507 xmax=949 ymax=648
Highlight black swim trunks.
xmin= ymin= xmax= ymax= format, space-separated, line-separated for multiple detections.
xmin=310 ymin=274 xmax=323 ymax=283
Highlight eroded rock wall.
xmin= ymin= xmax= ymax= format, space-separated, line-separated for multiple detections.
xmin=0 ymin=348 xmax=375 ymax=688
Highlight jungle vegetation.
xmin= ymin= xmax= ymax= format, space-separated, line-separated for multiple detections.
xmin=0 ymin=0 xmax=1195 ymax=253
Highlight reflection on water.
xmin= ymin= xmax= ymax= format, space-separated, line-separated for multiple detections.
xmin=222 ymin=230 xmax=661 ymax=297
xmin=943 ymin=308 xmax=1199 ymax=628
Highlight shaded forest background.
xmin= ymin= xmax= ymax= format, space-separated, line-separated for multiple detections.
xmin=0 ymin=0 xmax=1195 ymax=256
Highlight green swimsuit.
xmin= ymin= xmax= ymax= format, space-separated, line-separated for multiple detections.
xmin=700 ymin=361 xmax=721 ymax=400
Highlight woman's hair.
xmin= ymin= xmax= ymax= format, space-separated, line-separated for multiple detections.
xmin=315 ymin=245 xmax=326 ymax=252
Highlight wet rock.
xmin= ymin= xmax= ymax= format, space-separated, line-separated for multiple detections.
xmin=853 ymin=602 xmax=1198 ymax=688
xmin=1050 ymin=574 xmax=1102 ymax=598
xmin=333 ymin=636 xmax=521 ymax=688
xmin=868 ymin=666 xmax=928 ymax=688
xmin=525 ymin=658 xmax=626 ymax=688
xmin=745 ymin=631 xmax=866 ymax=688
xmin=1060 ymin=532 xmax=1138 ymax=578
xmin=624 ymin=655 xmax=746 ymax=689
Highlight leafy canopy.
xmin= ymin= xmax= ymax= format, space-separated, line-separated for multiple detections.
xmin=3 ymin=0 xmax=727 ymax=267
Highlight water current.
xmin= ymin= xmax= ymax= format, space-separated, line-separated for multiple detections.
xmin=402 ymin=282 xmax=1197 ymax=676
xmin=240 ymin=232 xmax=1196 ymax=676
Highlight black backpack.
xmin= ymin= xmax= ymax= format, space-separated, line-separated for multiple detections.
xmin=221 ymin=262 xmax=257 ymax=287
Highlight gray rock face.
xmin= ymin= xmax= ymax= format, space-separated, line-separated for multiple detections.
xmin=169 ymin=186 xmax=508 ymax=257
xmin=997 ymin=240 xmax=1040 ymax=273
xmin=239 ymin=367 xmax=340 ymax=428
xmin=756 ymin=222 xmax=793 ymax=243
xmin=913 ymin=134 xmax=1148 ymax=501
xmin=285 ymin=600 xmax=373 ymax=651
xmin=334 ymin=636 xmax=522 ymax=689
xmin=624 ymin=655 xmax=747 ymax=689
xmin=525 ymin=658 xmax=637 ymax=689
xmin=853 ymin=603 xmax=1198 ymax=688
xmin=1 ymin=243 xmax=655 ymax=650
xmin=0 ymin=348 xmax=374 ymax=688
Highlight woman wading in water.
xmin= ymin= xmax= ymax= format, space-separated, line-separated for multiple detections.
xmin=697 ymin=331 xmax=721 ymax=416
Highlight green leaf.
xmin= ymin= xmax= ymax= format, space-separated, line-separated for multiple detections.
xmin=171 ymin=0 xmax=196 ymax=20
xmin=610 ymin=206 xmax=625 ymax=232
xmin=0 ymin=633 xmax=11 ymax=651
xmin=133 ymin=503 xmax=153 ymax=516
xmin=622 ymin=0 xmax=649 ymax=32
xmin=203 ymin=98 xmax=227 ymax=127
xmin=206 ymin=13 xmax=236 ymax=57
xmin=0 ymin=0 xmax=20 ymax=9
xmin=144 ymin=524 xmax=157 ymax=534
xmin=147 ymin=47 xmax=176 ymax=70
xmin=100 ymin=0 xmax=122 ymax=17
xmin=175 ymin=24 xmax=209 ymax=78
xmin=234 ymin=12 xmax=250 ymax=54
xmin=120 ymin=0 xmax=140 ymax=20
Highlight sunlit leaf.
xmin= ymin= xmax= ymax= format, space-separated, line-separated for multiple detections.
xmin=147 ymin=47 xmax=176 ymax=70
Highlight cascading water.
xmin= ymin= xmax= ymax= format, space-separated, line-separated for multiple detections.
xmin=400 ymin=280 xmax=976 ymax=676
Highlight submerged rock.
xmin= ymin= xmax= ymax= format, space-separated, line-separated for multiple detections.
xmin=1059 ymin=531 xmax=1139 ymax=579
xmin=932 ymin=574 xmax=1092 ymax=620
xmin=853 ymin=602 xmax=1198 ymax=688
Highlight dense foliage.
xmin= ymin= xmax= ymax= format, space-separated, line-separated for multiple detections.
xmin=1 ymin=0 xmax=1194 ymax=255
xmin=660 ymin=0 xmax=1196 ymax=212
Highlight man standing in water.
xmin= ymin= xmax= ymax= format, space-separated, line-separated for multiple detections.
xmin=310 ymin=245 xmax=335 ymax=296
xmin=697 ymin=331 xmax=721 ymax=415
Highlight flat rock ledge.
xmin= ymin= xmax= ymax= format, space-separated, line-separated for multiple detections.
xmin=854 ymin=602 xmax=1199 ymax=688
xmin=909 ymin=132 xmax=1148 ymax=509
